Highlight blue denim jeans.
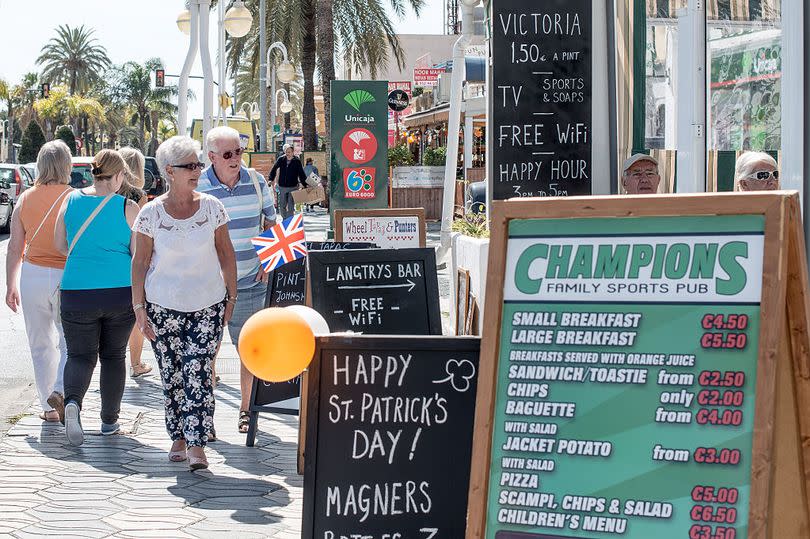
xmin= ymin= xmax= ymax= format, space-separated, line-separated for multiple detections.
xmin=227 ymin=282 xmax=268 ymax=349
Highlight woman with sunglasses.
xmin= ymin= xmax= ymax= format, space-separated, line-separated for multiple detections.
xmin=734 ymin=151 xmax=780 ymax=191
xmin=131 ymin=136 xmax=237 ymax=470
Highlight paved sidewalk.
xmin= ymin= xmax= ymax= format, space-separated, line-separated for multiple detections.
xmin=0 ymin=340 xmax=304 ymax=538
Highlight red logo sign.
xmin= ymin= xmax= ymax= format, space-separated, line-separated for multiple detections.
xmin=343 ymin=168 xmax=376 ymax=199
xmin=341 ymin=128 xmax=378 ymax=165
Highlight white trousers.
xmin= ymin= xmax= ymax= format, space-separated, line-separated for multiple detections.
xmin=19 ymin=262 xmax=67 ymax=411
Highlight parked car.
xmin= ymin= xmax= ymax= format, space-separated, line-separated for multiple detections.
xmin=23 ymin=162 xmax=38 ymax=180
xmin=143 ymin=156 xmax=166 ymax=198
xmin=70 ymin=157 xmax=95 ymax=189
xmin=0 ymin=164 xmax=35 ymax=206
xmin=0 ymin=180 xmax=11 ymax=234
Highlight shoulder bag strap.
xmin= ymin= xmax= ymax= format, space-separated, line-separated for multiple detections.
xmin=23 ymin=188 xmax=71 ymax=260
xmin=67 ymin=192 xmax=115 ymax=258
xmin=248 ymin=168 xmax=266 ymax=228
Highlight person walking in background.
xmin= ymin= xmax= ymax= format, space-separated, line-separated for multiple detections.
xmin=734 ymin=151 xmax=780 ymax=191
xmin=54 ymin=149 xmax=140 ymax=446
xmin=132 ymin=136 xmax=236 ymax=470
xmin=269 ymin=144 xmax=307 ymax=219
xmin=197 ymin=126 xmax=276 ymax=435
xmin=4 ymin=141 xmax=73 ymax=423
xmin=118 ymin=147 xmax=152 ymax=379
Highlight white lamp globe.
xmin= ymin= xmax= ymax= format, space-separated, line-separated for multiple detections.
xmin=224 ymin=0 xmax=252 ymax=37
xmin=460 ymin=0 xmax=480 ymax=6
xmin=177 ymin=9 xmax=192 ymax=35
xmin=276 ymin=60 xmax=296 ymax=84
xmin=280 ymin=100 xmax=293 ymax=114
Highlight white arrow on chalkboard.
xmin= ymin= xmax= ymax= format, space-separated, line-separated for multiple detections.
xmin=338 ymin=279 xmax=416 ymax=292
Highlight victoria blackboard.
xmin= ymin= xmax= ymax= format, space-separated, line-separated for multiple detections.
xmin=308 ymin=247 xmax=442 ymax=335
xmin=247 ymin=241 xmax=377 ymax=447
xmin=491 ymin=0 xmax=592 ymax=199
xmin=303 ymin=335 xmax=481 ymax=538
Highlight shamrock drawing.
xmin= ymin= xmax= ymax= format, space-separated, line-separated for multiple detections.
xmin=432 ymin=359 xmax=476 ymax=393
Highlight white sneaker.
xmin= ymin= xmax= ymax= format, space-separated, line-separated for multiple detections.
xmin=64 ymin=402 xmax=84 ymax=446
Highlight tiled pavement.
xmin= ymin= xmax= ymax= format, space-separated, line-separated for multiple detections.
xmin=0 ymin=208 xmax=451 ymax=537
xmin=0 ymin=339 xmax=303 ymax=538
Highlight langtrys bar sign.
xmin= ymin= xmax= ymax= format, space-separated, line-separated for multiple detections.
xmin=491 ymin=0 xmax=592 ymax=199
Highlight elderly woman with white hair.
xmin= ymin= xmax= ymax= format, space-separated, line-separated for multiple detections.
xmin=131 ymin=135 xmax=237 ymax=470
xmin=734 ymin=151 xmax=780 ymax=191
xmin=5 ymin=140 xmax=73 ymax=422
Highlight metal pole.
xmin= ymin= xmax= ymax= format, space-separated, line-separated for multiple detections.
xmin=199 ymin=0 xmax=215 ymax=156
xmin=218 ymin=0 xmax=227 ymax=125
xmin=439 ymin=3 xmax=473 ymax=258
xmin=270 ymin=64 xmax=277 ymax=151
xmin=259 ymin=0 xmax=267 ymax=151
xmin=178 ymin=1 xmax=199 ymax=136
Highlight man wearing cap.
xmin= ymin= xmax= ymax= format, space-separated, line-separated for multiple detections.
xmin=622 ymin=154 xmax=661 ymax=195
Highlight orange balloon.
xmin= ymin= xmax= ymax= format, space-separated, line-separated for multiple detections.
xmin=238 ymin=308 xmax=316 ymax=382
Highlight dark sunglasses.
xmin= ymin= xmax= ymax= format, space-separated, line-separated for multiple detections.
xmin=172 ymin=162 xmax=206 ymax=171
xmin=746 ymin=170 xmax=779 ymax=181
xmin=216 ymin=147 xmax=244 ymax=160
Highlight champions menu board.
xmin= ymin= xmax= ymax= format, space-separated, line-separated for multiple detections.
xmin=491 ymin=0 xmax=592 ymax=199
xmin=303 ymin=335 xmax=481 ymax=538
xmin=466 ymin=194 xmax=810 ymax=539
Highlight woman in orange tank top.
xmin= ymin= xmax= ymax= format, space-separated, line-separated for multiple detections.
xmin=5 ymin=140 xmax=72 ymax=423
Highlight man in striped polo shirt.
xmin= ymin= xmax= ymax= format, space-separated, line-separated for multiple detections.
xmin=197 ymin=126 xmax=277 ymax=434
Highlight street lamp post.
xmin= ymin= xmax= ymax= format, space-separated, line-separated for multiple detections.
xmin=177 ymin=1 xmax=250 ymax=154
xmin=260 ymin=40 xmax=296 ymax=152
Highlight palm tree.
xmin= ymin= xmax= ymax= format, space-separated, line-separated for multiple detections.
xmin=37 ymin=25 xmax=111 ymax=95
xmin=33 ymin=85 xmax=106 ymax=138
xmin=227 ymin=0 xmax=424 ymax=164
xmin=108 ymin=58 xmax=178 ymax=154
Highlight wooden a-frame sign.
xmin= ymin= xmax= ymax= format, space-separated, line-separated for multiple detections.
xmin=467 ymin=192 xmax=810 ymax=539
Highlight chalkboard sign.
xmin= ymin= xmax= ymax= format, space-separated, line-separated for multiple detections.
xmin=247 ymin=241 xmax=377 ymax=447
xmin=491 ymin=0 xmax=592 ymax=199
xmin=265 ymin=242 xmax=378 ymax=308
xmin=303 ymin=335 xmax=481 ymax=538
xmin=308 ymin=247 xmax=442 ymax=335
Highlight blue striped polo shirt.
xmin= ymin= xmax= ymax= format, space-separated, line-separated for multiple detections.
xmin=197 ymin=165 xmax=277 ymax=289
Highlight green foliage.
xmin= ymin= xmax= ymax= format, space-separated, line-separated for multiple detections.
xmin=55 ymin=125 xmax=77 ymax=156
xmin=388 ymin=143 xmax=414 ymax=168
xmin=36 ymin=25 xmax=111 ymax=95
xmin=19 ymin=121 xmax=46 ymax=163
xmin=423 ymin=146 xmax=446 ymax=166
xmin=412 ymin=87 xmax=424 ymax=97
xmin=452 ymin=211 xmax=489 ymax=238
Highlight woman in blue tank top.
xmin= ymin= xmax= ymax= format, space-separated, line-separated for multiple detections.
xmin=53 ymin=149 xmax=141 ymax=446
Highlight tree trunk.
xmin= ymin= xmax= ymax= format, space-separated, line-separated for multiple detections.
xmin=283 ymin=83 xmax=291 ymax=131
xmin=139 ymin=110 xmax=147 ymax=152
xmin=316 ymin=0 xmax=335 ymax=177
xmin=301 ymin=0 xmax=318 ymax=152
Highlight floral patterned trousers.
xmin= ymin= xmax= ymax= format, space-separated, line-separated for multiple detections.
xmin=147 ymin=301 xmax=225 ymax=447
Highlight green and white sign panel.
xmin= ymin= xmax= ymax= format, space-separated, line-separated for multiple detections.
xmin=330 ymin=80 xmax=390 ymax=219
xmin=487 ymin=215 xmax=765 ymax=539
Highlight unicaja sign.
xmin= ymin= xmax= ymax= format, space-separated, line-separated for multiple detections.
xmin=344 ymin=90 xmax=377 ymax=123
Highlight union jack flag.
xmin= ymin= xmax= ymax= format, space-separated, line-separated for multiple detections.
xmin=250 ymin=213 xmax=307 ymax=273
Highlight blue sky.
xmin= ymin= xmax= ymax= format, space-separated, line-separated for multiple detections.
xmin=0 ymin=0 xmax=444 ymax=119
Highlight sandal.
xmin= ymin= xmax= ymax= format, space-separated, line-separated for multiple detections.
xmin=238 ymin=411 xmax=250 ymax=434
xmin=168 ymin=441 xmax=187 ymax=462
xmin=131 ymin=362 xmax=153 ymax=378
xmin=188 ymin=449 xmax=208 ymax=470
xmin=39 ymin=410 xmax=60 ymax=423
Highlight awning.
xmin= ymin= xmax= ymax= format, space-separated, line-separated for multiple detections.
xmin=402 ymin=103 xmax=450 ymax=128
